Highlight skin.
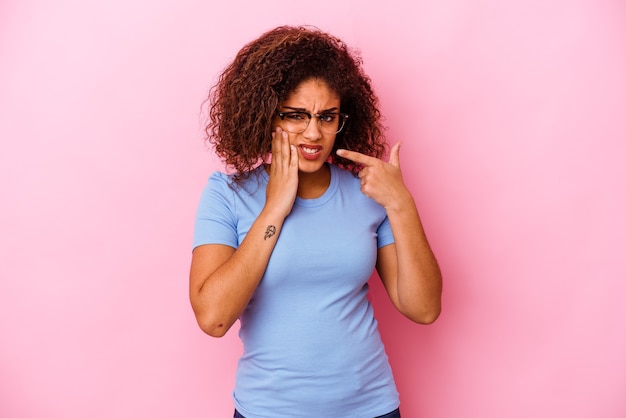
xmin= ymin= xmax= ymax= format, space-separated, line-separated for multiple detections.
xmin=189 ymin=78 xmax=442 ymax=337
xmin=273 ymin=78 xmax=339 ymax=198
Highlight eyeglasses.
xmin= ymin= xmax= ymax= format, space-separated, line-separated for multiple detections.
xmin=277 ymin=111 xmax=349 ymax=134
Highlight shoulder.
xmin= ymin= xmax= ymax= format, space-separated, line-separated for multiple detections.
xmin=199 ymin=171 xmax=235 ymax=205
xmin=205 ymin=166 xmax=266 ymax=194
xmin=196 ymin=167 xmax=267 ymax=219
xmin=206 ymin=170 xmax=232 ymax=188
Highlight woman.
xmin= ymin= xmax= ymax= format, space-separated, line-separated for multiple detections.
xmin=190 ymin=25 xmax=442 ymax=418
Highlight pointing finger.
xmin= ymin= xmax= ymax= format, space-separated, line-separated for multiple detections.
xmin=336 ymin=149 xmax=377 ymax=166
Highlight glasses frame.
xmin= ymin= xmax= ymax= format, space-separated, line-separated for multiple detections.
xmin=276 ymin=111 xmax=349 ymax=134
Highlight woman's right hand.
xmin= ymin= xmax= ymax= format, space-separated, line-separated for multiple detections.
xmin=190 ymin=128 xmax=299 ymax=338
xmin=265 ymin=127 xmax=299 ymax=219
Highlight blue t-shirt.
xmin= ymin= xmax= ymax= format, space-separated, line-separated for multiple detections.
xmin=193 ymin=164 xmax=399 ymax=418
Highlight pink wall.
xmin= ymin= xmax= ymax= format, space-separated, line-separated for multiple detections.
xmin=1 ymin=1 xmax=625 ymax=417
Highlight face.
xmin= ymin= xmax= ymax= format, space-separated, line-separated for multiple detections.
xmin=273 ymin=78 xmax=341 ymax=175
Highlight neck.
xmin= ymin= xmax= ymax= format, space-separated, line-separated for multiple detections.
xmin=297 ymin=164 xmax=331 ymax=199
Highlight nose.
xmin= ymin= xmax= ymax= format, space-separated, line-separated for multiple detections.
xmin=303 ymin=116 xmax=323 ymax=141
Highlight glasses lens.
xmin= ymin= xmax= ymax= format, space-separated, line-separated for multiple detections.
xmin=279 ymin=112 xmax=347 ymax=134
xmin=319 ymin=113 xmax=342 ymax=134
xmin=281 ymin=112 xmax=308 ymax=134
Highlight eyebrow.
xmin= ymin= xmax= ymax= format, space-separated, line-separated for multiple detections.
xmin=281 ymin=106 xmax=339 ymax=113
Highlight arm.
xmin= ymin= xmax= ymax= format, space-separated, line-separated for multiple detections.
xmin=189 ymin=129 xmax=298 ymax=337
xmin=336 ymin=143 xmax=442 ymax=324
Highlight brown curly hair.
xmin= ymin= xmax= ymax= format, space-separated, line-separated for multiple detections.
xmin=205 ymin=25 xmax=386 ymax=182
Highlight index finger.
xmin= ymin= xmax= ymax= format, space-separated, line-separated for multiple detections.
xmin=336 ymin=148 xmax=377 ymax=166
xmin=271 ymin=128 xmax=288 ymax=158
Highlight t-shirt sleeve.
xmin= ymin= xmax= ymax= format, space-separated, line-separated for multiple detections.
xmin=376 ymin=215 xmax=395 ymax=248
xmin=192 ymin=172 xmax=239 ymax=250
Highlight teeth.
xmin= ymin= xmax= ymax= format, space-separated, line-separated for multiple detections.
xmin=302 ymin=147 xmax=319 ymax=154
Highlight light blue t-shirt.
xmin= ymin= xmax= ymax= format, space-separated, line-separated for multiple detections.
xmin=193 ymin=164 xmax=399 ymax=418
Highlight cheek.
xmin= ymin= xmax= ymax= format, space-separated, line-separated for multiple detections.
xmin=286 ymin=132 xmax=299 ymax=146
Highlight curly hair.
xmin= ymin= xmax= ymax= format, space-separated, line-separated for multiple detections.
xmin=205 ymin=25 xmax=386 ymax=182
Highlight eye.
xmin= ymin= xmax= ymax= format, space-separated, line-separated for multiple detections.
xmin=285 ymin=112 xmax=307 ymax=121
xmin=319 ymin=113 xmax=337 ymax=123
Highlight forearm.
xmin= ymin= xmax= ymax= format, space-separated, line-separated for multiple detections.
xmin=191 ymin=130 xmax=299 ymax=337
xmin=190 ymin=209 xmax=285 ymax=337
xmin=385 ymin=193 xmax=442 ymax=323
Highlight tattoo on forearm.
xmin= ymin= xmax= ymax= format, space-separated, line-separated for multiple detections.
xmin=264 ymin=225 xmax=277 ymax=240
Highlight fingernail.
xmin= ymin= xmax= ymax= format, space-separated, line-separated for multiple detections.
xmin=336 ymin=149 xmax=345 ymax=156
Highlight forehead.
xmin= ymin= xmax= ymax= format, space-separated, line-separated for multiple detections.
xmin=283 ymin=79 xmax=340 ymax=107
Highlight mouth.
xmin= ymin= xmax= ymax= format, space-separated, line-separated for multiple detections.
xmin=299 ymin=144 xmax=323 ymax=160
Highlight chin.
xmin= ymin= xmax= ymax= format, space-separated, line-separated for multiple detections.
xmin=298 ymin=160 xmax=328 ymax=173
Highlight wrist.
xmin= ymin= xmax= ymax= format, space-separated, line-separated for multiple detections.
xmin=258 ymin=206 xmax=289 ymax=225
xmin=383 ymin=189 xmax=415 ymax=214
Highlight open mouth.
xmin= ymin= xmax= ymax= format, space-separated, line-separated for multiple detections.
xmin=299 ymin=145 xmax=322 ymax=160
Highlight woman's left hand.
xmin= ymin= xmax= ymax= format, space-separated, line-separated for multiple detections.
xmin=337 ymin=142 xmax=411 ymax=210
xmin=338 ymin=142 xmax=442 ymax=324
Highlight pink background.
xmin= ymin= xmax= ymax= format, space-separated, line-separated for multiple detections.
xmin=1 ymin=0 xmax=625 ymax=417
